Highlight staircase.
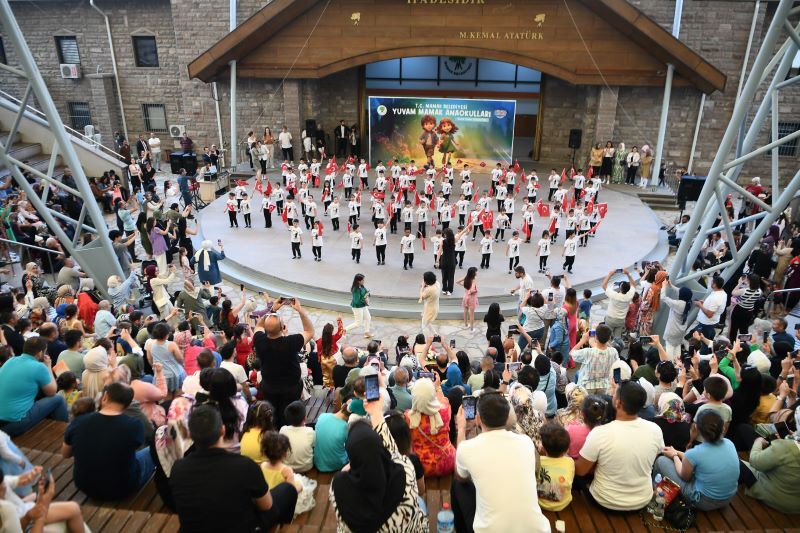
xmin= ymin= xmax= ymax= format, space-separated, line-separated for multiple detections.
xmin=0 ymin=128 xmax=65 ymax=181
xmin=637 ymin=190 xmax=681 ymax=211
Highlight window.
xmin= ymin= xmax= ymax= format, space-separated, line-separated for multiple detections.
xmin=775 ymin=122 xmax=799 ymax=157
xmin=132 ymin=36 xmax=159 ymax=68
xmin=0 ymin=38 xmax=6 ymax=65
xmin=55 ymin=36 xmax=80 ymax=64
xmin=67 ymin=102 xmax=92 ymax=131
xmin=142 ymin=104 xmax=168 ymax=133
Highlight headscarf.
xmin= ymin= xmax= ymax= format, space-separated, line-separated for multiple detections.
xmin=194 ymin=240 xmax=213 ymax=272
xmin=331 ymin=421 xmax=407 ymax=532
xmin=408 ymin=378 xmax=444 ymax=435
xmin=183 ymin=280 xmax=200 ymax=300
xmin=657 ymin=392 xmax=686 ymax=424
xmin=31 ymin=297 xmax=50 ymax=310
xmin=678 ymin=286 xmax=693 ymax=324
xmin=768 ymin=224 xmax=780 ymax=244
xmin=556 ymin=383 xmax=587 ymax=426
xmin=82 ymin=346 xmax=111 ymax=399
xmin=510 ymin=385 xmax=546 ymax=446
xmin=647 ymin=271 xmax=668 ymax=311
xmin=761 ymin=236 xmax=775 ymax=258
xmin=442 ymin=363 xmax=470 ymax=396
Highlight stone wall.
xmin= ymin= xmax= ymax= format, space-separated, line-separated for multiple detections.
xmin=537 ymin=77 xmax=598 ymax=167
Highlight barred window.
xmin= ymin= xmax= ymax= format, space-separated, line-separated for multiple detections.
xmin=67 ymin=102 xmax=92 ymax=131
xmin=775 ymin=122 xmax=799 ymax=157
xmin=55 ymin=36 xmax=80 ymax=64
xmin=142 ymin=104 xmax=168 ymax=133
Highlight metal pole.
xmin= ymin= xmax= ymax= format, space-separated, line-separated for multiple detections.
xmin=213 ymin=82 xmax=226 ymax=167
xmin=651 ymin=0 xmax=683 ymax=187
xmin=229 ymin=0 xmax=238 ymax=170
xmin=687 ymin=93 xmax=705 ymax=174
xmin=89 ymin=0 xmax=128 ymax=140
xmin=737 ymin=0 xmax=761 ymax=102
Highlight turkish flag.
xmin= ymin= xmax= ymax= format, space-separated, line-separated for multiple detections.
xmin=316 ymin=221 xmax=324 ymax=236
xmin=314 ymin=175 xmax=320 ymax=188
xmin=415 ymin=192 xmax=421 ymax=206
xmin=586 ymin=200 xmax=594 ymax=212
xmin=255 ymin=179 xmax=263 ymax=194
xmin=587 ymin=166 xmax=594 ymax=178
xmin=537 ymin=202 xmax=550 ymax=217
xmin=268 ymin=204 xmax=276 ymax=213
xmin=488 ymin=186 xmax=494 ymax=198
xmin=569 ymin=196 xmax=576 ymax=209
xmin=580 ymin=189 xmax=586 ymax=199
xmin=597 ymin=203 xmax=608 ymax=218
xmin=561 ymin=193 xmax=568 ymax=213
xmin=522 ymin=221 xmax=531 ymax=238
xmin=419 ymin=232 xmax=426 ymax=251
xmin=515 ymin=182 xmax=522 ymax=194
xmin=281 ymin=207 xmax=288 ymax=223
xmin=335 ymin=179 xmax=344 ymax=190
xmin=235 ymin=179 xmax=248 ymax=187
xmin=347 ymin=222 xmax=351 ymax=233
xmin=387 ymin=178 xmax=394 ymax=192
xmin=265 ymin=181 xmax=272 ymax=196
xmin=365 ymin=163 xmax=371 ymax=172
xmin=513 ymin=159 xmax=521 ymax=173
xmin=281 ymin=163 xmax=288 ymax=171
xmin=450 ymin=205 xmax=457 ymax=218
xmin=590 ymin=218 xmax=603 ymax=234
xmin=425 ymin=182 xmax=433 ymax=195
xmin=569 ymin=167 xmax=576 ymax=179
xmin=560 ymin=168 xmax=567 ymax=184
xmin=479 ymin=162 xmax=486 ymax=167
xmin=355 ymin=191 xmax=361 ymax=204
xmin=548 ymin=216 xmax=557 ymax=234
xmin=372 ymin=191 xmax=385 ymax=201
xmin=481 ymin=210 xmax=494 ymax=230
xmin=431 ymin=218 xmax=437 ymax=228
xmin=409 ymin=182 xmax=417 ymax=193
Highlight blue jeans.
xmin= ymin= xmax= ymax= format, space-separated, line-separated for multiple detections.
xmin=1 ymin=395 xmax=68 ymax=437
xmin=0 ymin=439 xmax=34 ymax=496
xmin=653 ymin=456 xmax=732 ymax=511
xmin=135 ymin=447 xmax=155 ymax=489
xmin=518 ymin=328 xmax=544 ymax=352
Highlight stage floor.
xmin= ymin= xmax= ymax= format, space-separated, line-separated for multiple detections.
xmin=196 ymin=171 xmax=662 ymax=300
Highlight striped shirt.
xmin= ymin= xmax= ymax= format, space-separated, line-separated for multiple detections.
xmin=735 ymin=288 xmax=762 ymax=310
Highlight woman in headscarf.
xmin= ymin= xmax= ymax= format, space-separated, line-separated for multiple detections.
xmin=331 ymin=406 xmax=427 ymax=533
xmin=748 ymin=236 xmax=776 ymax=279
xmin=441 ymin=358 xmax=471 ymax=396
xmin=191 ymin=240 xmax=226 ymax=285
xmin=653 ymin=392 xmax=691 ymax=451
xmin=108 ymin=363 xmax=167 ymax=428
xmin=611 ymin=142 xmax=627 ymax=184
xmin=660 ymin=278 xmax=694 ymax=360
xmin=510 ymin=385 xmax=547 ymax=448
xmin=146 ymin=217 xmax=172 ymax=273
xmin=29 ymin=297 xmax=54 ymax=329
xmin=82 ymin=345 xmax=116 ymax=399
xmin=22 ymin=262 xmax=48 ymax=299
xmin=404 ymin=376 xmax=455 ymax=477
xmin=54 ymin=285 xmax=76 ymax=308
xmin=76 ymin=282 xmax=99 ymax=333
xmin=637 ymin=269 xmax=668 ymax=336
xmin=555 ymin=383 xmax=587 ymax=426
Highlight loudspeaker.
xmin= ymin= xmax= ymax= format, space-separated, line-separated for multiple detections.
xmin=677 ymin=175 xmax=706 ymax=203
xmin=568 ymin=129 xmax=582 ymax=149
xmin=170 ymin=152 xmax=198 ymax=175
xmin=305 ymin=119 xmax=317 ymax=134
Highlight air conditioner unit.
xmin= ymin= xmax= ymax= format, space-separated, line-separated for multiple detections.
xmin=169 ymin=125 xmax=185 ymax=138
xmin=60 ymin=64 xmax=80 ymax=79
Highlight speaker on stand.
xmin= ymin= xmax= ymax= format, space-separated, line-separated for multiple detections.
xmin=568 ymin=129 xmax=582 ymax=169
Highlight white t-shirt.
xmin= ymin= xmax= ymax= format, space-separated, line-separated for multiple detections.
xmin=289 ymin=227 xmax=303 ymax=242
xmin=605 ymin=287 xmax=634 ymax=320
xmin=517 ymin=274 xmax=535 ymax=302
xmin=481 ymin=236 xmax=493 ymax=254
xmin=401 ymin=235 xmax=415 ymax=253
xmin=350 ymin=232 xmax=363 ymax=249
xmin=541 ymin=285 xmax=566 ymax=319
xmin=329 ymin=203 xmax=340 ymax=218
xmin=537 ymin=238 xmax=550 ymax=256
xmin=374 ymin=228 xmax=387 ymax=246
xmin=220 ymin=360 xmax=248 ymax=385
xmin=456 ymin=430 xmax=551 ymax=533
xmin=278 ymin=131 xmax=292 ymax=148
xmin=564 ymin=238 xmax=578 ymax=257
xmin=579 ymin=418 xmax=664 ymax=511
xmin=279 ymin=425 xmax=316 ymax=473
xmin=507 ymin=238 xmax=521 ymax=258
xmin=698 ymin=289 xmax=727 ymax=325
xmin=312 ymin=229 xmax=323 ymax=246
xmin=549 ymin=174 xmax=560 ymax=188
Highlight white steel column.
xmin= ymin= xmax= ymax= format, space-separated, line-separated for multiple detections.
xmin=229 ymin=0 xmax=238 ymax=170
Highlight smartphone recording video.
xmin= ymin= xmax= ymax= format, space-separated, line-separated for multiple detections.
xmin=364 ymin=374 xmax=380 ymax=402
xmin=613 ymin=367 xmax=622 ymax=384
xmin=463 ymin=396 xmax=477 ymax=421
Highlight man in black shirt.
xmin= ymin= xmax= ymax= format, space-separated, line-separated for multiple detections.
xmin=61 ymin=382 xmax=153 ymax=500
xmin=253 ymin=298 xmax=315 ymax=427
xmin=39 ymin=322 xmax=67 ymax=362
xmin=333 ymin=346 xmax=360 ymax=388
xmin=170 ymin=406 xmax=297 ymax=532
xmin=1 ymin=310 xmax=25 ymax=355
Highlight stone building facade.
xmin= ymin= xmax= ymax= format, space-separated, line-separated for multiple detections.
xmin=0 ymin=0 xmax=797 ymax=180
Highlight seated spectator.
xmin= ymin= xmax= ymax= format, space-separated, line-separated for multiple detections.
xmin=38 ymin=323 xmax=66 ymax=362
xmin=740 ymin=418 xmax=800 ymax=514
xmin=534 ymin=354 xmax=557 ymax=417
xmin=390 ymin=367 xmax=413 ymax=411
xmin=241 ymin=401 xmax=275 ymax=463
xmin=279 ymin=400 xmax=315 ymax=473
xmin=57 ymin=329 xmax=85 ymax=376
xmin=93 ymin=300 xmax=117 ymax=338
xmin=313 ymin=403 xmax=350 ymax=472
xmin=751 ymin=374 xmax=778 ymax=424
xmin=575 ymin=380 xmax=663 ymax=511
xmin=452 ymin=387 xmax=551 ymax=532
xmin=330 ymin=394 xmax=427 ymax=532
xmin=536 ymin=423 xmax=574 ymax=512
xmin=569 ymin=324 xmax=619 ymax=394
xmin=110 ymin=363 xmax=167 ymax=428
xmin=653 ymin=359 xmax=677 ymax=405
xmin=405 ymin=376 xmax=455 ymax=477
xmin=510 ymin=383 xmax=547 ymax=447
xmin=0 ymin=468 xmax=86 ymax=533
xmin=632 ymin=346 xmax=660 ymax=385
xmin=61 ymin=382 xmax=154 ymax=500
xmin=565 ymin=395 xmax=606 ymax=460
xmin=655 ymin=410 xmax=738 ymax=510
xmin=555 ymin=383 xmax=587 ymax=426
xmin=333 ymin=346 xmax=360 ymax=389
xmin=145 ymin=322 xmax=185 ymax=398
xmin=385 ymin=410 xmax=426 ymax=498
xmin=82 ymin=344 xmax=116 ymax=399
xmin=170 ymin=405 xmax=297 ymax=532
xmin=727 ymin=366 xmax=762 ymax=450
xmin=182 ymin=349 xmax=215 ymax=396
xmin=116 ymin=323 xmax=147 ymax=379
xmin=220 ymin=341 xmax=253 ymax=402
xmin=467 ymin=356 xmax=492 ymax=392
xmin=56 ymin=372 xmax=80 ymax=411
xmin=107 ymin=272 xmax=138 ymax=312
xmin=653 ymin=392 xmax=691 ymax=451
xmin=259 ymin=431 xmax=303 ymax=492
xmin=0 ymin=337 xmax=68 ymax=436
xmin=692 ymin=375 xmax=732 ymax=443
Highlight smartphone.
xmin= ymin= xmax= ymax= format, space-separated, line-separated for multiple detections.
xmin=449 ymin=339 xmax=456 ymax=348
xmin=547 ymin=293 xmax=554 ymax=302
xmin=639 ymin=335 xmax=653 ymax=345
xmin=217 ymin=239 xmax=222 ymax=246
xmin=788 ymin=374 xmax=795 ymax=388
xmin=416 ymin=371 xmax=435 ymax=380
xmin=364 ymin=374 xmax=380 ymax=402
xmin=763 ymin=331 xmax=769 ymax=343
xmin=463 ymin=396 xmax=477 ymax=421
xmin=615 ymin=268 xmax=623 ymax=274
xmin=43 ymin=468 xmax=52 ymax=492
xmin=507 ymin=324 xmax=519 ymax=335
xmin=738 ymin=334 xmax=751 ymax=343
xmin=613 ymin=367 xmax=621 ymax=384
xmin=278 ymin=297 xmax=295 ymax=305
xmin=793 ymin=360 xmax=800 ymax=370
xmin=589 ymin=329 xmax=596 ymax=338
xmin=433 ymin=335 xmax=442 ymax=343
xmin=240 ymin=283 xmax=245 ymax=291
xmin=508 ymin=362 xmax=522 ymax=372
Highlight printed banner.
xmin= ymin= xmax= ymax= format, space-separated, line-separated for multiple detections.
xmin=368 ymin=96 xmax=516 ymax=168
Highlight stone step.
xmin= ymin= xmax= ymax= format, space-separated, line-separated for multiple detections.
xmin=0 ymin=141 xmax=42 ymax=167
xmin=0 ymin=130 xmax=21 ymax=146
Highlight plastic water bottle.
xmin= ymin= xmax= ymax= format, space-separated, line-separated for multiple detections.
xmin=653 ymin=490 xmax=666 ymax=522
xmin=437 ymin=502 xmax=455 ymax=533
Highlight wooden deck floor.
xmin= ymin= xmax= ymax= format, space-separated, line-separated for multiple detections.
xmin=13 ymin=418 xmax=800 ymax=532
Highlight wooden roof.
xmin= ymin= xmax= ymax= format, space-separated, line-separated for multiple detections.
xmin=187 ymin=0 xmax=726 ymax=94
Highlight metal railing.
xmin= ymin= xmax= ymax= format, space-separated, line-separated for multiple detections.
xmin=0 ymin=88 xmax=124 ymax=162
xmin=0 ymin=236 xmax=63 ymax=285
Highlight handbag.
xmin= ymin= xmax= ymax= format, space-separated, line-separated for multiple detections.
xmin=664 ymin=493 xmax=695 ymax=530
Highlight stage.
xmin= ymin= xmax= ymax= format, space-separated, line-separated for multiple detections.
xmin=195 ymin=170 xmax=667 ymax=319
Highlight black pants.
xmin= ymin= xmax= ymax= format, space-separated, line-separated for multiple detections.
xmin=259 ymin=483 xmax=299 ymax=529
xmin=390 ymin=213 xmax=399 ymax=233
xmin=548 ymin=188 xmax=557 ymax=201
xmin=243 ymin=213 xmax=251 ymax=227
xmin=729 ymin=305 xmax=754 ymax=340
xmin=349 ymin=215 xmax=358 ymax=227
xmin=626 ymin=165 xmax=638 ymax=184
xmin=494 ymin=228 xmax=505 ymax=240
xmin=539 ymin=255 xmax=548 ymax=271
xmin=404 ymin=222 xmax=412 ymax=232
xmin=451 ymin=478 xmax=477 ymax=533
xmin=332 ymin=217 xmax=339 ymax=230
xmin=361 ymin=177 xmax=368 ymax=189
xmin=441 ymin=221 xmax=450 ymax=230
xmin=351 ymin=248 xmax=361 ymax=263
xmin=262 ymin=382 xmax=303 ymax=428
xmin=260 ymin=159 xmax=267 ymax=173
xmin=508 ymin=256 xmax=519 ymax=271
xmin=481 ymin=253 xmax=491 ymax=268
xmin=376 ymin=244 xmax=386 ymax=263
xmin=459 ymin=214 xmax=466 ymax=227
xmin=247 ymin=144 xmax=255 ymax=169
xmin=580 ymin=232 xmax=589 ymax=246
xmin=345 ymin=187 xmax=352 ymax=199
xmin=304 ymin=215 xmax=315 ymax=229
xmin=441 ymin=264 xmax=455 ymax=293
xmin=563 ymin=255 xmax=575 ymax=272
xmin=281 ymin=147 xmax=293 ymax=162
xmin=228 ymin=211 xmax=238 ymax=227
xmin=263 ymin=209 xmax=272 ymax=228
xmin=312 ymin=245 xmax=322 ymax=259
xmin=291 ymin=242 xmax=301 ymax=258
xmin=404 ymin=253 xmax=414 ymax=268
xmin=418 ymin=222 xmax=426 ymax=238
xmin=337 ymin=139 xmax=347 ymax=157
xmin=456 ymin=250 xmax=465 ymax=267
xmin=472 ymin=225 xmax=484 ymax=239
